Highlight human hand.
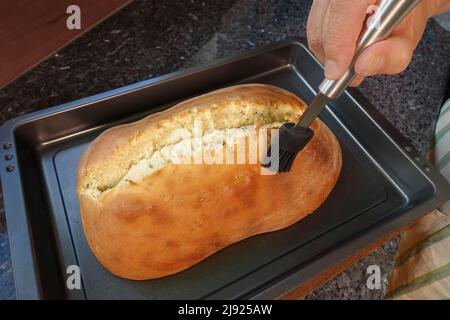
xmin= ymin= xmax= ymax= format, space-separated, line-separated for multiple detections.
xmin=306 ymin=0 xmax=450 ymax=86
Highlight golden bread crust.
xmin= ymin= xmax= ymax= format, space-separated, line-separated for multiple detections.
xmin=77 ymin=84 xmax=342 ymax=280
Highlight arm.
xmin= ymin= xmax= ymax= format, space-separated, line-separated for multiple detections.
xmin=432 ymin=0 xmax=450 ymax=16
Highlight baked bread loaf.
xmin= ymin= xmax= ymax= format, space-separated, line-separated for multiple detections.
xmin=77 ymin=84 xmax=342 ymax=280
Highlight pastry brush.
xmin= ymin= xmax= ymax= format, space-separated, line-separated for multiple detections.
xmin=263 ymin=0 xmax=422 ymax=173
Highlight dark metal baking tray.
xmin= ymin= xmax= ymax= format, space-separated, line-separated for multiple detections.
xmin=1 ymin=39 xmax=448 ymax=300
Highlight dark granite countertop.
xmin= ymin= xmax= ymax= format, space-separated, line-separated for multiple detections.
xmin=0 ymin=0 xmax=449 ymax=300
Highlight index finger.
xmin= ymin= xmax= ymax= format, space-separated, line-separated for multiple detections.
xmin=307 ymin=0 xmax=330 ymax=63
xmin=323 ymin=0 xmax=377 ymax=79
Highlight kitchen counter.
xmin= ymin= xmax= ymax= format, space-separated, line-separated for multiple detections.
xmin=0 ymin=0 xmax=449 ymax=300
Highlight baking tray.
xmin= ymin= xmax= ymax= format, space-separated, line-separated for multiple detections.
xmin=1 ymin=39 xmax=448 ymax=300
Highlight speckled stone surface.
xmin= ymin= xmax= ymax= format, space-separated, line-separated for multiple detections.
xmin=0 ymin=0 xmax=449 ymax=300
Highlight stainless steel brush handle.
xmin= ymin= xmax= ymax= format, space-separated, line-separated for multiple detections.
xmin=319 ymin=0 xmax=422 ymax=99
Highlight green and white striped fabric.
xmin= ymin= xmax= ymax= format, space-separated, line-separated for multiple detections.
xmin=386 ymin=99 xmax=450 ymax=299
xmin=429 ymin=99 xmax=450 ymax=216
xmin=429 ymin=99 xmax=450 ymax=185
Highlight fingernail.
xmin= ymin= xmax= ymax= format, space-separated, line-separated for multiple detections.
xmin=361 ymin=56 xmax=385 ymax=76
xmin=325 ymin=59 xmax=340 ymax=79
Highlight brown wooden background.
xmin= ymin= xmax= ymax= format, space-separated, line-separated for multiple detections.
xmin=0 ymin=0 xmax=131 ymax=89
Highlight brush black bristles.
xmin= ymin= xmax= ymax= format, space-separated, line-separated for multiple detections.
xmin=262 ymin=123 xmax=314 ymax=173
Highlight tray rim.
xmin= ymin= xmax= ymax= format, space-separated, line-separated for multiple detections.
xmin=1 ymin=38 xmax=448 ymax=300
xmin=0 ymin=38 xmax=304 ymax=300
